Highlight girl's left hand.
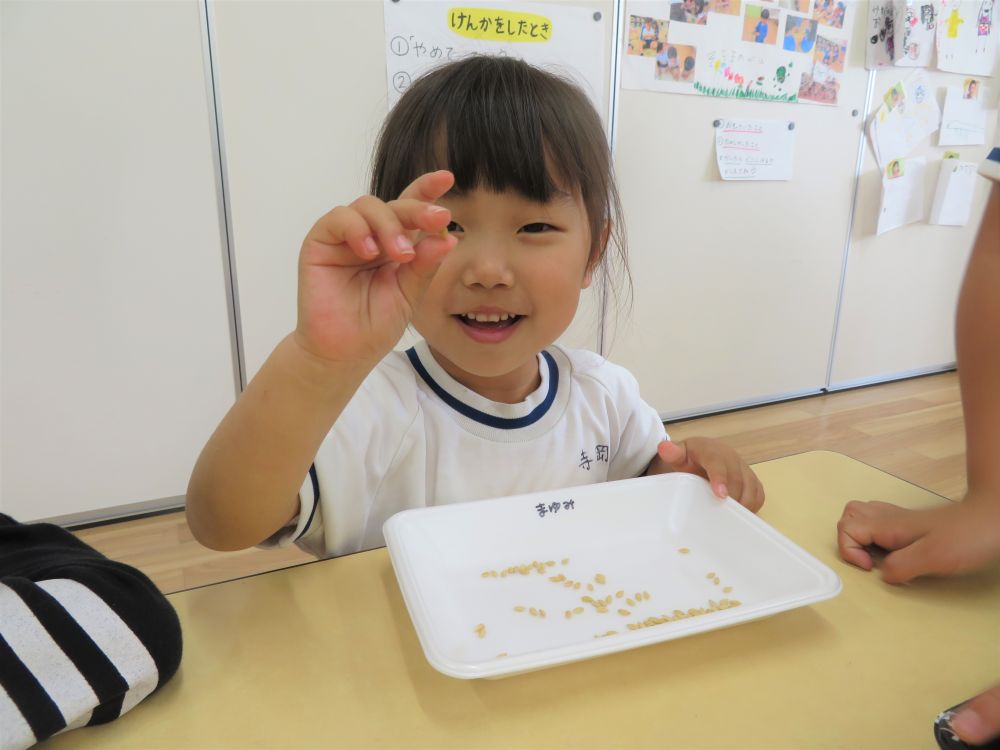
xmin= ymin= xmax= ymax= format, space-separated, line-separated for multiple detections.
xmin=648 ymin=438 xmax=765 ymax=512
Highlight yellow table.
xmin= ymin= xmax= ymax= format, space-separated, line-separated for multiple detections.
xmin=45 ymin=452 xmax=1000 ymax=749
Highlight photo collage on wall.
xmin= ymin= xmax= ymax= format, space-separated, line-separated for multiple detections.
xmin=622 ymin=0 xmax=853 ymax=104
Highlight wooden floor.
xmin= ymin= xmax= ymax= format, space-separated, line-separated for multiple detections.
xmin=72 ymin=371 xmax=965 ymax=595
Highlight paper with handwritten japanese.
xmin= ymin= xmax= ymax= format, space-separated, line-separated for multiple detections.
xmin=936 ymin=0 xmax=999 ymax=76
xmin=929 ymin=159 xmax=978 ymax=224
xmin=383 ymin=1 xmax=605 ymax=111
xmin=877 ymin=156 xmax=927 ymax=234
xmin=939 ymin=81 xmax=988 ymax=144
xmin=868 ymin=69 xmax=941 ymax=168
xmin=715 ymin=118 xmax=795 ymax=180
xmin=867 ymin=0 xmax=897 ymax=68
xmin=622 ymin=0 xmax=852 ymax=105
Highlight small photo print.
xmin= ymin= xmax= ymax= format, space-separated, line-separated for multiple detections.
xmin=883 ymin=81 xmax=905 ymax=111
xmin=783 ymin=15 xmax=818 ymax=53
xmin=708 ymin=0 xmax=742 ymax=17
xmin=655 ymin=43 xmax=698 ymax=81
xmin=670 ymin=0 xmax=710 ymax=24
xmin=886 ymin=159 xmax=904 ymax=179
xmin=743 ymin=4 xmax=780 ymax=44
xmin=777 ymin=0 xmax=812 ymax=11
xmin=963 ymin=78 xmax=981 ymax=100
xmin=627 ymin=15 xmax=669 ymax=57
xmin=813 ymin=34 xmax=847 ymax=72
xmin=798 ymin=68 xmax=840 ymax=103
xmin=812 ymin=0 xmax=846 ymax=29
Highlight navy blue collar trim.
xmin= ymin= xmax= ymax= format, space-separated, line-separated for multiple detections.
xmin=405 ymin=348 xmax=559 ymax=430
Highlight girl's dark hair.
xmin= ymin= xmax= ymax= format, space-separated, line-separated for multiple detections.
xmin=370 ymin=55 xmax=631 ymax=314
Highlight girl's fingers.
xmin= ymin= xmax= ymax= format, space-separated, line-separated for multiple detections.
xmin=739 ymin=465 xmax=764 ymax=512
xmin=351 ymin=195 xmax=415 ymax=262
xmin=386 ymin=198 xmax=453 ymax=235
xmin=397 ymin=170 xmax=455 ymax=202
xmin=351 ymin=197 xmax=454 ymax=263
xmin=304 ymin=205 xmax=379 ymax=263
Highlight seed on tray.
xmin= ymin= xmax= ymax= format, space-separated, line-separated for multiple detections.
xmin=474 ymin=623 xmax=486 ymax=638
xmin=618 ymin=608 xmax=631 ymax=616
xmin=678 ymin=547 xmax=690 ymax=554
xmin=595 ymin=573 xmax=606 ymax=584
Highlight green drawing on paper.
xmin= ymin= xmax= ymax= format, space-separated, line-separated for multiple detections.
xmin=694 ymin=81 xmax=798 ymax=101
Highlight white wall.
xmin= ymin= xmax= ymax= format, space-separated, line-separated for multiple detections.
xmin=1 ymin=0 xmax=237 ymax=522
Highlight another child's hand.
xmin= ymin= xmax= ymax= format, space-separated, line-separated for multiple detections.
xmin=836 ymin=492 xmax=1000 ymax=584
xmin=294 ymin=170 xmax=458 ymax=365
xmin=649 ymin=438 xmax=765 ymax=512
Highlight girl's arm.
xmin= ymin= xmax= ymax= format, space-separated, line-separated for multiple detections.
xmin=185 ymin=336 xmax=370 ymax=551
xmin=957 ymin=183 xmax=1000 ymax=503
xmin=186 ymin=171 xmax=457 ymax=551
xmin=837 ymin=184 xmax=1000 ymax=583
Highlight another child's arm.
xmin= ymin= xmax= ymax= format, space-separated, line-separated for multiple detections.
xmin=646 ymin=438 xmax=765 ymax=512
xmin=837 ymin=184 xmax=1000 ymax=584
xmin=186 ymin=171 xmax=457 ymax=551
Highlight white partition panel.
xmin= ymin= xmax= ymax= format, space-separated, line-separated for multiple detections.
xmin=828 ymin=68 xmax=997 ymax=389
xmin=209 ymin=0 xmax=615 ymax=380
xmin=1 ymin=1 xmax=237 ymax=522
xmin=607 ymin=7 xmax=872 ymax=418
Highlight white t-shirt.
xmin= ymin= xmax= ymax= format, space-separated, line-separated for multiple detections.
xmin=266 ymin=340 xmax=667 ymax=558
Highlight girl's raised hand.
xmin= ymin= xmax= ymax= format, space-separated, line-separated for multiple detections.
xmin=294 ymin=170 xmax=457 ymax=366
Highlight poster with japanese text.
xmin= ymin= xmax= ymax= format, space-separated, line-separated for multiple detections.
xmin=622 ymin=0 xmax=852 ymax=105
xmin=383 ymin=1 xmax=605 ymax=111
xmin=936 ymin=0 xmax=999 ymax=76
xmin=714 ymin=118 xmax=796 ymax=179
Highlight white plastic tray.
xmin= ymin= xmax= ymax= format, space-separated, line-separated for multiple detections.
xmin=383 ymin=473 xmax=841 ymax=679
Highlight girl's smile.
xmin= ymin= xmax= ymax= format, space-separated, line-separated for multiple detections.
xmin=410 ymin=186 xmax=595 ymax=404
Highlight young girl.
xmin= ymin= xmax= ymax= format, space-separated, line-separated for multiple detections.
xmin=186 ymin=56 xmax=764 ymax=558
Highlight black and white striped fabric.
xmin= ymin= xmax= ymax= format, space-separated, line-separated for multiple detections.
xmin=0 ymin=514 xmax=181 ymax=750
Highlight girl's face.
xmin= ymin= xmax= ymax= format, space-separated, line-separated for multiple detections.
xmin=410 ymin=186 xmax=594 ymax=403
